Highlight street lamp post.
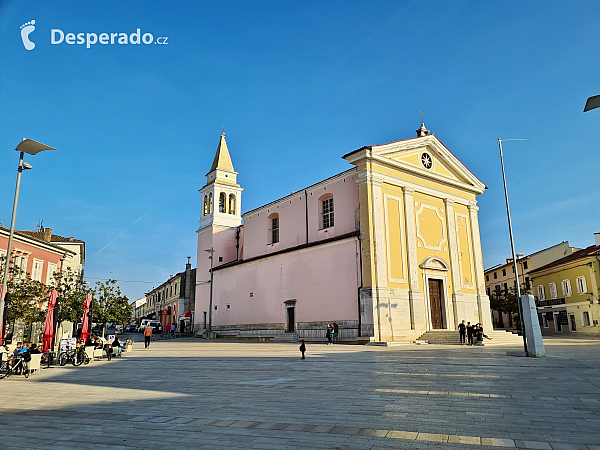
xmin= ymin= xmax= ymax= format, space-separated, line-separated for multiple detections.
xmin=204 ymin=248 xmax=215 ymax=333
xmin=498 ymin=138 xmax=527 ymax=354
xmin=0 ymin=139 xmax=55 ymax=344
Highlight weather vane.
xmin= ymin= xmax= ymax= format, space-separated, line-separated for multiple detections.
xmin=420 ymin=107 xmax=425 ymax=124
xmin=221 ymin=123 xmax=226 ymax=136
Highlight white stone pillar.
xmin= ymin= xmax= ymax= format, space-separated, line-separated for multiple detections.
xmin=468 ymin=204 xmax=491 ymax=328
xmin=403 ymin=187 xmax=420 ymax=330
xmin=444 ymin=199 xmax=460 ymax=328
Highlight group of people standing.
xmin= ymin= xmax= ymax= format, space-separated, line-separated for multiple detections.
xmin=325 ymin=323 xmax=339 ymax=344
xmin=458 ymin=320 xmax=491 ymax=345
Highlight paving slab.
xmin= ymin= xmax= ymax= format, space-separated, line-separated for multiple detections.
xmin=1 ymin=336 xmax=599 ymax=448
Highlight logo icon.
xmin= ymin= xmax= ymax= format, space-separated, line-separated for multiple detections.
xmin=20 ymin=20 xmax=36 ymax=50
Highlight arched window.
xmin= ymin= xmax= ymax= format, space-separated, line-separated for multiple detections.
xmin=219 ymin=192 xmax=226 ymax=213
xmin=203 ymin=195 xmax=208 ymax=216
xmin=229 ymin=194 xmax=236 ymax=215
xmin=320 ymin=194 xmax=334 ymax=229
xmin=208 ymin=193 xmax=213 ymax=213
xmin=268 ymin=213 xmax=279 ymax=244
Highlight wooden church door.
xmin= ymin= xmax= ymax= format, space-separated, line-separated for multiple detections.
xmin=428 ymin=279 xmax=444 ymax=329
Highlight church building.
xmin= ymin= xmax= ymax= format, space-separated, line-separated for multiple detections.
xmin=194 ymin=123 xmax=491 ymax=342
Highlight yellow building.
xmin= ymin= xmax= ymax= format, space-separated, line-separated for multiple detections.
xmin=530 ymin=236 xmax=600 ymax=335
xmin=344 ymin=122 xmax=491 ymax=341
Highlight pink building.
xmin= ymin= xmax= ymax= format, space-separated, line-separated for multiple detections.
xmin=195 ymin=124 xmax=491 ymax=343
xmin=0 ymin=226 xmax=71 ymax=285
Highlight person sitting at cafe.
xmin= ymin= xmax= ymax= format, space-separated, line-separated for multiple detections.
xmin=112 ymin=337 xmax=122 ymax=356
xmin=29 ymin=343 xmax=41 ymax=354
xmin=94 ymin=338 xmax=104 ymax=350
xmin=13 ymin=342 xmax=23 ymax=355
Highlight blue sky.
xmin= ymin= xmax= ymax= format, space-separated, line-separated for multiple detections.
xmin=1 ymin=0 xmax=599 ymax=301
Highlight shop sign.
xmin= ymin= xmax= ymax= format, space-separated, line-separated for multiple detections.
xmin=537 ymin=298 xmax=565 ymax=307
xmin=558 ymin=310 xmax=569 ymax=325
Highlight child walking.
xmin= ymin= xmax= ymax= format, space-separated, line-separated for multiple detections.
xmin=299 ymin=339 xmax=306 ymax=359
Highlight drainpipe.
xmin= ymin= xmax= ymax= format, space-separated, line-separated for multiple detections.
xmin=356 ymin=234 xmax=363 ymax=337
xmin=235 ymin=226 xmax=241 ymax=261
xmin=304 ymin=190 xmax=309 ymax=244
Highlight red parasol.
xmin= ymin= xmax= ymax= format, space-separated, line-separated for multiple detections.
xmin=80 ymin=294 xmax=92 ymax=343
xmin=42 ymin=290 xmax=58 ymax=352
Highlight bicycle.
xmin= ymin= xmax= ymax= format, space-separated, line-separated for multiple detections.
xmin=58 ymin=348 xmax=78 ymax=366
xmin=0 ymin=354 xmax=30 ymax=379
xmin=74 ymin=346 xmax=90 ymax=366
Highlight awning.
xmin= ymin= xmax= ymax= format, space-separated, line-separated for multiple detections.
xmin=179 ymin=311 xmax=192 ymax=319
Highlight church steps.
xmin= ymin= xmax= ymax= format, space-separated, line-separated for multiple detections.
xmin=417 ymin=329 xmax=525 ymax=346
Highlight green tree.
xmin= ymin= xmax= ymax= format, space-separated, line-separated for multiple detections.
xmin=92 ymin=279 xmax=131 ymax=336
xmin=52 ymin=267 xmax=91 ymax=325
xmin=0 ymin=255 xmax=48 ymax=340
xmin=490 ymin=282 xmax=531 ymax=330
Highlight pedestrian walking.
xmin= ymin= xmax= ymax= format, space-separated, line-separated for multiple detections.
xmin=170 ymin=323 xmax=176 ymax=337
xmin=106 ymin=344 xmax=113 ymax=361
xmin=466 ymin=322 xmax=474 ymax=346
xmin=458 ymin=320 xmax=466 ymax=345
xmin=326 ymin=324 xmax=332 ymax=345
xmin=299 ymin=339 xmax=306 ymax=359
xmin=143 ymin=325 xmax=152 ymax=349
xmin=332 ymin=322 xmax=339 ymax=344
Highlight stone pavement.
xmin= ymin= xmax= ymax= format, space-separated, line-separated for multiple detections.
xmin=1 ymin=336 xmax=599 ymax=449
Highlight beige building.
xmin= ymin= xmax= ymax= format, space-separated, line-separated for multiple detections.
xmin=484 ymin=241 xmax=578 ymax=328
xmin=15 ymin=227 xmax=85 ymax=277
xmin=530 ymin=234 xmax=600 ymax=335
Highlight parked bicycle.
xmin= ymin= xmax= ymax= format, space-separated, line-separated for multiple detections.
xmin=75 ymin=346 xmax=90 ymax=366
xmin=0 ymin=354 xmax=31 ymax=379
xmin=58 ymin=348 xmax=78 ymax=366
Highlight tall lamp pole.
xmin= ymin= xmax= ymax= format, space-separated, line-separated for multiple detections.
xmin=204 ymin=248 xmax=215 ymax=333
xmin=498 ymin=138 xmax=527 ymax=354
xmin=0 ymin=139 xmax=55 ymax=344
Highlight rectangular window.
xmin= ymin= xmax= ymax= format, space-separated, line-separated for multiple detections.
xmin=47 ymin=263 xmax=57 ymax=285
xmin=272 ymin=217 xmax=279 ymax=244
xmin=486 ymin=275 xmax=489 ymax=282
xmin=503 ymin=282 xmax=508 ymax=293
xmin=576 ymin=276 xmax=587 ymax=294
xmin=495 ymin=285 xmax=501 ymax=295
xmin=538 ymin=285 xmax=546 ymax=300
xmin=502 ymin=269 xmax=506 ymax=276
xmin=32 ymin=259 xmax=43 ymax=282
xmin=494 ymin=272 xmax=497 ymax=279
xmin=561 ymin=279 xmax=572 ymax=297
xmin=542 ymin=314 xmax=548 ymax=328
xmin=582 ymin=311 xmax=591 ymax=327
xmin=523 ymin=261 xmax=528 ymax=270
xmin=549 ymin=282 xmax=557 ymax=299
xmin=322 ymin=197 xmax=334 ymax=229
xmin=486 ymin=288 xmax=490 ymax=296
xmin=525 ymin=277 xmax=530 ymax=289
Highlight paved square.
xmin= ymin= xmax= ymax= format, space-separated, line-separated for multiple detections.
xmin=1 ymin=336 xmax=599 ymax=449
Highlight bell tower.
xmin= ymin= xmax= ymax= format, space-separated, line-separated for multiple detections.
xmin=199 ymin=132 xmax=243 ymax=230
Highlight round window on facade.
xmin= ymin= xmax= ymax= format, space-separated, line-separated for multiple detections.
xmin=421 ymin=152 xmax=433 ymax=169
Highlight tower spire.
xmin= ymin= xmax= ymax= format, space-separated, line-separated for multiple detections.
xmin=416 ymin=107 xmax=430 ymax=137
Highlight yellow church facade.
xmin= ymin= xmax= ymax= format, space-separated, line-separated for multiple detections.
xmin=344 ymin=124 xmax=491 ymax=341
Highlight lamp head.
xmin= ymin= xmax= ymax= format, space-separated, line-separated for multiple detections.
xmin=22 ymin=162 xmax=33 ymax=170
xmin=15 ymin=138 xmax=56 ymax=155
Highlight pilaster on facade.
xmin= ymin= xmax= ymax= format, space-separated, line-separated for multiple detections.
xmin=403 ymin=186 xmax=420 ymax=329
xmin=444 ymin=198 xmax=462 ymax=328
xmin=468 ymin=203 xmax=491 ymax=327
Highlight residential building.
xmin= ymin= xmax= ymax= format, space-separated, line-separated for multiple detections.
xmin=144 ymin=261 xmax=196 ymax=332
xmin=131 ymin=297 xmax=147 ymax=322
xmin=15 ymin=227 xmax=85 ymax=277
xmin=529 ymin=233 xmax=600 ymax=335
xmin=195 ymin=123 xmax=491 ymax=342
xmin=0 ymin=226 xmax=76 ymax=285
xmin=484 ymin=241 xmax=579 ymax=328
